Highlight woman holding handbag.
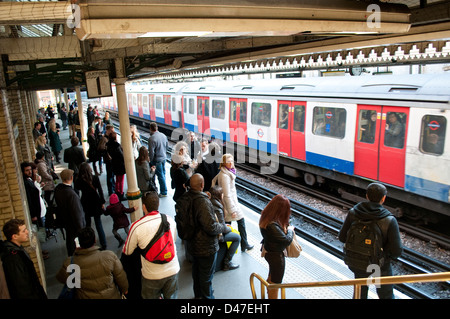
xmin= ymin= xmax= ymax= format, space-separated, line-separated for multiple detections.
xmin=259 ymin=194 xmax=294 ymax=299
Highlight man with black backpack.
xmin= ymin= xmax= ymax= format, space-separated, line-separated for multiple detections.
xmin=176 ymin=173 xmax=228 ymax=299
xmin=338 ymin=183 xmax=402 ymax=299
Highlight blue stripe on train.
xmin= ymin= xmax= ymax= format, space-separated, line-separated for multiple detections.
xmin=305 ymin=151 xmax=354 ymax=175
xmin=405 ymin=175 xmax=450 ymax=203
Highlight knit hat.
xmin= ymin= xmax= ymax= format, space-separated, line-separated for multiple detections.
xmin=109 ymin=193 xmax=119 ymax=205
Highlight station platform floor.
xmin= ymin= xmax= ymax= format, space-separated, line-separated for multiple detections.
xmin=41 ymin=122 xmax=409 ymax=300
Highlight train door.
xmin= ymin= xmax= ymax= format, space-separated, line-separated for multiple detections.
xmin=354 ymin=105 xmax=409 ymax=187
xmin=277 ymin=101 xmax=306 ymax=160
xmin=229 ymin=98 xmax=248 ymax=145
xmin=127 ymin=93 xmax=133 ymax=115
xmin=149 ymin=94 xmax=156 ymax=121
xmin=163 ymin=95 xmax=172 ymax=125
xmin=181 ymin=96 xmax=185 ymax=128
xmin=197 ymin=96 xmax=210 ymax=133
xmin=137 ymin=94 xmax=143 ymax=118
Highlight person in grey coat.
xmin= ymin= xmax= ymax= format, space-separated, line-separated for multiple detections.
xmin=147 ymin=122 xmax=168 ymax=197
xmin=135 ymin=146 xmax=156 ymax=193
xmin=54 ymin=169 xmax=86 ymax=256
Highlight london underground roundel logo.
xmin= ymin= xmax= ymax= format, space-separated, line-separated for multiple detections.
xmin=257 ymin=128 xmax=264 ymax=138
xmin=428 ymin=121 xmax=440 ymax=131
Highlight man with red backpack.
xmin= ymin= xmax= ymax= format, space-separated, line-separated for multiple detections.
xmin=122 ymin=191 xmax=180 ymax=299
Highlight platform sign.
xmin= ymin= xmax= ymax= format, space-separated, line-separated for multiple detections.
xmin=85 ymin=70 xmax=112 ymax=98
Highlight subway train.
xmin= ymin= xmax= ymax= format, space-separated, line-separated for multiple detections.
xmin=101 ymin=73 xmax=450 ymax=224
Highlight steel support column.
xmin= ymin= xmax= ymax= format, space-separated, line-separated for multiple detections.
xmin=114 ymin=57 xmax=142 ymax=221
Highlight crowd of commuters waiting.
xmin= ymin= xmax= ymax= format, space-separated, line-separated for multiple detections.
xmin=0 ymin=102 xmax=402 ymax=300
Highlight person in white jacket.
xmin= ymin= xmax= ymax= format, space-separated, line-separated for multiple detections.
xmin=212 ymin=154 xmax=253 ymax=252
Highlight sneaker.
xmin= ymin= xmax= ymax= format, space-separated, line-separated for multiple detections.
xmin=158 ymin=194 xmax=167 ymax=198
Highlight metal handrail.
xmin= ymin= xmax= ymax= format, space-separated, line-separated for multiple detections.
xmin=250 ymin=271 xmax=450 ymax=299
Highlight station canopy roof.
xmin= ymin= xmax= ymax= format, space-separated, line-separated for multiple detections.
xmin=0 ymin=0 xmax=449 ymax=90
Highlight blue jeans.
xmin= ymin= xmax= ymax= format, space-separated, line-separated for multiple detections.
xmin=141 ymin=273 xmax=178 ymax=299
xmin=152 ymin=161 xmax=167 ymax=195
xmin=86 ymin=214 xmax=107 ymax=249
xmin=192 ymin=253 xmax=217 ymax=299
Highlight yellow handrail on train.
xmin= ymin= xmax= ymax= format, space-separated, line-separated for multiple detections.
xmin=249 ymin=271 xmax=450 ymax=299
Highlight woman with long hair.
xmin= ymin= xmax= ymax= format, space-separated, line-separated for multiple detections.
xmin=259 ymin=194 xmax=294 ymax=299
xmin=212 ymin=153 xmax=253 ymax=252
xmin=74 ymin=162 xmax=107 ymax=250
xmin=135 ymin=146 xmax=156 ymax=193
xmin=35 ymin=135 xmax=54 ymax=170
xmin=130 ymin=125 xmax=142 ymax=160
xmin=209 ymin=185 xmax=240 ymax=271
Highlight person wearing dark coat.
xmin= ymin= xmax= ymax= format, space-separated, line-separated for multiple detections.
xmin=87 ymin=127 xmax=101 ymax=175
xmin=105 ymin=193 xmax=136 ymax=247
xmin=170 ymin=154 xmax=190 ymax=202
xmin=338 ymin=182 xmax=403 ymax=299
xmin=185 ymin=174 xmax=228 ymax=299
xmin=75 ymin=163 xmax=107 ymax=250
xmin=48 ymin=118 xmax=63 ymax=163
xmin=1 ymin=219 xmax=47 ymax=299
xmin=107 ymin=132 xmax=126 ymax=200
xmin=195 ymin=142 xmax=221 ymax=192
xmin=64 ymin=136 xmax=86 ymax=179
xmin=54 ymin=169 xmax=86 ymax=256
xmin=21 ymin=162 xmax=41 ymax=225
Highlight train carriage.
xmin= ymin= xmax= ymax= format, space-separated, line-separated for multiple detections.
xmin=108 ymin=73 xmax=450 ymax=219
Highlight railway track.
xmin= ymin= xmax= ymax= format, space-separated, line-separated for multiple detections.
xmin=236 ymin=177 xmax=450 ymax=299
xmin=115 ymin=116 xmax=450 ymax=297
xmin=236 ymin=163 xmax=450 ymax=250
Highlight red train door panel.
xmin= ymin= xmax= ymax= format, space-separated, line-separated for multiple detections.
xmin=379 ymin=106 xmax=409 ymax=187
xmin=149 ymin=94 xmax=156 ymax=121
xmin=137 ymin=94 xmax=143 ymax=118
xmin=163 ymin=95 xmax=172 ymax=125
xmin=229 ymin=98 xmax=248 ymax=145
xmin=278 ymin=101 xmax=291 ymax=156
xmin=354 ymin=105 xmax=382 ymax=180
xmin=127 ymin=93 xmax=133 ymax=115
xmin=354 ymin=105 xmax=408 ymax=187
xmin=277 ymin=101 xmax=306 ymax=160
xmin=197 ymin=96 xmax=210 ymax=133
xmin=291 ymin=101 xmax=306 ymax=161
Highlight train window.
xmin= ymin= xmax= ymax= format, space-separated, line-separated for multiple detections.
xmin=205 ymin=99 xmax=209 ymax=117
xmin=240 ymin=101 xmax=247 ymax=123
xmin=312 ymin=107 xmax=346 ymax=138
xmin=230 ymin=100 xmax=237 ymax=121
xmin=189 ymin=98 xmax=194 ymax=114
xmin=197 ymin=98 xmax=203 ymax=116
xmin=212 ymin=100 xmax=225 ymax=119
xmin=172 ymin=97 xmax=176 ymax=112
xmin=183 ymin=98 xmax=187 ymax=113
xmin=420 ymin=115 xmax=446 ymax=156
xmin=251 ymin=102 xmax=271 ymax=127
xmin=384 ymin=112 xmax=406 ymax=149
xmin=155 ymin=96 xmax=162 ymax=110
xmin=149 ymin=95 xmax=154 ymax=110
xmin=143 ymin=95 xmax=148 ymax=110
xmin=357 ymin=110 xmax=377 ymax=144
xmin=293 ymin=105 xmax=305 ymax=132
xmin=278 ymin=103 xmax=289 ymax=129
